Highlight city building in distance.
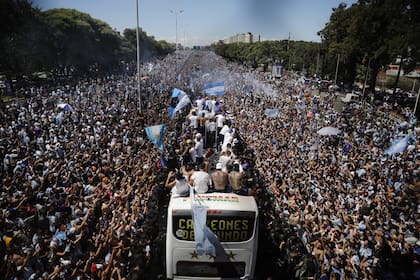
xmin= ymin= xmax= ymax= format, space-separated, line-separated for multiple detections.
xmin=223 ymin=32 xmax=261 ymax=44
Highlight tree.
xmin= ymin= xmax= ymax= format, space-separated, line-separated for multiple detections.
xmin=213 ymin=40 xmax=320 ymax=75
xmin=318 ymin=3 xmax=363 ymax=84
xmin=43 ymin=8 xmax=123 ymax=75
xmin=0 ymin=1 xmax=174 ymax=79
xmin=122 ymin=28 xmax=174 ymax=61
xmin=0 ymin=0 xmax=53 ymax=77
xmin=319 ymin=0 xmax=420 ymax=90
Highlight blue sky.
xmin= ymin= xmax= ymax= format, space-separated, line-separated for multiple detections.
xmin=33 ymin=0 xmax=357 ymax=46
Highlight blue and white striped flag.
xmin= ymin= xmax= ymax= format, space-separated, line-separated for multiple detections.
xmin=169 ymin=88 xmax=191 ymax=119
xmin=384 ymin=135 xmax=410 ymax=155
xmin=204 ymin=81 xmax=225 ymax=96
xmin=190 ymin=188 xmax=216 ymax=256
xmin=145 ymin=124 xmax=166 ymax=151
xmin=172 ymin=87 xmax=184 ymax=98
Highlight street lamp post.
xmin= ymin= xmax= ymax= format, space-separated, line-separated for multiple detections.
xmin=136 ymin=0 xmax=142 ymax=113
xmin=170 ymin=9 xmax=184 ymax=51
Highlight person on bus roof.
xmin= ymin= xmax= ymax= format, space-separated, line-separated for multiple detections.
xmin=210 ymin=163 xmax=229 ymax=192
xmin=228 ymin=163 xmax=244 ymax=193
xmin=165 ymin=169 xmax=189 ymax=196
xmin=188 ymin=162 xmax=212 ymax=194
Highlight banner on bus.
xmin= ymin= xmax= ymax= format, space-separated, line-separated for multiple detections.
xmin=173 ymin=211 xmax=255 ymax=242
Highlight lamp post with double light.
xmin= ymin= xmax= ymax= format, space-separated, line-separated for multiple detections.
xmin=170 ymin=9 xmax=184 ymax=51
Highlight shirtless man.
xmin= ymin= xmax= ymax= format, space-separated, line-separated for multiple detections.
xmin=228 ymin=163 xmax=243 ymax=191
xmin=210 ymin=163 xmax=228 ymax=191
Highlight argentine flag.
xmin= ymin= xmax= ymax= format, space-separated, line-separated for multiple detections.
xmin=169 ymin=88 xmax=191 ymax=119
xmin=384 ymin=135 xmax=410 ymax=155
xmin=145 ymin=124 xmax=166 ymax=151
xmin=190 ymin=188 xmax=219 ymax=256
xmin=204 ymin=81 xmax=225 ymax=96
xmin=189 ymin=188 xmax=228 ymax=259
xmin=190 ymin=190 xmax=215 ymax=256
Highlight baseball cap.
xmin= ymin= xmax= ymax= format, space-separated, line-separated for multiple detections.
xmin=216 ymin=163 xmax=222 ymax=170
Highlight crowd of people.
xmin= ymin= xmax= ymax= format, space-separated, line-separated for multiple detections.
xmin=214 ymin=65 xmax=419 ymax=278
xmin=0 ymin=49 xmax=418 ymax=280
xmin=0 ymin=52 xmax=196 ymax=279
xmin=161 ymin=52 xmax=420 ymax=279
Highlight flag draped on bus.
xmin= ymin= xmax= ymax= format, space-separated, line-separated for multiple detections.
xmin=169 ymin=88 xmax=191 ymax=119
xmin=190 ymin=188 xmax=218 ymax=256
xmin=145 ymin=124 xmax=166 ymax=151
xmin=204 ymin=81 xmax=225 ymax=96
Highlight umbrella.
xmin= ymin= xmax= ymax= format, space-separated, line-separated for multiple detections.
xmin=317 ymin=126 xmax=341 ymax=136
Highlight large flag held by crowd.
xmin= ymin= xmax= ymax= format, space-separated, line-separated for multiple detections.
xmin=384 ymin=135 xmax=410 ymax=155
xmin=204 ymin=81 xmax=225 ymax=96
xmin=57 ymin=103 xmax=74 ymax=112
xmin=169 ymin=88 xmax=191 ymax=119
xmin=264 ymin=108 xmax=279 ymax=118
xmin=145 ymin=124 xmax=166 ymax=151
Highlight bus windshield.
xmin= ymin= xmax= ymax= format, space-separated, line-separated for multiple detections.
xmin=172 ymin=210 xmax=256 ymax=242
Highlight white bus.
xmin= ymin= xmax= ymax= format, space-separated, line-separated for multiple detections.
xmin=166 ymin=192 xmax=259 ymax=279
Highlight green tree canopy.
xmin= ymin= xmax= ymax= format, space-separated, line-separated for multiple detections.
xmin=43 ymin=8 xmax=124 ymax=74
xmin=319 ymin=0 xmax=420 ymax=88
xmin=122 ymin=28 xmax=174 ymax=61
xmin=0 ymin=1 xmax=174 ymax=79
xmin=213 ymin=40 xmax=320 ymax=74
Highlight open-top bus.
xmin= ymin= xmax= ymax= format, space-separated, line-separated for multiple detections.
xmin=166 ymin=192 xmax=259 ymax=279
